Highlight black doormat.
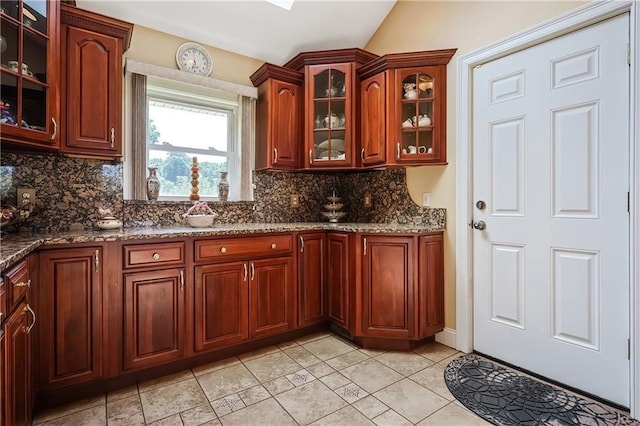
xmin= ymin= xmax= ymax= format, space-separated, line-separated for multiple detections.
xmin=444 ymin=354 xmax=639 ymax=425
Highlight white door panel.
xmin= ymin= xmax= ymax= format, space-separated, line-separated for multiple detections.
xmin=473 ymin=14 xmax=630 ymax=406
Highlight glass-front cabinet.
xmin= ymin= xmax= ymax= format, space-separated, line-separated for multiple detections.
xmin=396 ymin=68 xmax=439 ymax=162
xmin=0 ymin=0 xmax=59 ymax=148
xmin=306 ymin=63 xmax=353 ymax=168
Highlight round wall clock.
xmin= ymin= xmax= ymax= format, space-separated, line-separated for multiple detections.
xmin=175 ymin=42 xmax=213 ymax=76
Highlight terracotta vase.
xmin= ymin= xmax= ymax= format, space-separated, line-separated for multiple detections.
xmin=146 ymin=167 xmax=160 ymax=200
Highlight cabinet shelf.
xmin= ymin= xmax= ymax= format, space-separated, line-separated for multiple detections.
xmin=401 ymin=126 xmax=433 ymax=132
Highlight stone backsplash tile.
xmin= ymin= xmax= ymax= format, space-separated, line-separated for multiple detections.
xmin=1 ymin=152 xmax=123 ymax=233
xmin=1 ymin=151 xmax=445 ymax=231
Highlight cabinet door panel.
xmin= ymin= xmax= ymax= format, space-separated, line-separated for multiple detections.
xmin=360 ymin=74 xmax=386 ymax=166
xmin=64 ymin=26 xmax=120 ymax=155
xmin=195 ymin=262 xmax=248 ymax=352
xmin=3 ymin=302 xmax=30 ymax=426
xmin=362 ymin=236 xmax=414 ymax=338
xmin=327 ymin=233 xmax=350 ymax=328
xmin=250 ymin=257 xmax=294 ymax=338
xmin=39 ymin=247 xmax=103 ymax=388
xmin=418 ymin=234 xmax=445 ymax=337
xmin=298 ymin=233 xmax=326 ymax=327
xmin=271 ymin=80 xmax=300 ymax=168
xmin=124 ymin=268 xmax=185 ymax=371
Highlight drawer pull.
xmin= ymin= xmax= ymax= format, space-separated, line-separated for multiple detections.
xmin=94 ymin=249 xmax=100 ymax=272
xmin=273 ymin=147 xmax=278 ymax=163
xmin=271 ymin=243 xmax=277 ymax=249
xmin=243 ymin=263 xmax=248 ymax=282
xmin=15 ymin=279 xmax=31 ymax=288
xmin=25 ymin=304 xmax=36 ymax=334
xmin=180 ymin=270 xmax=184 ymax=291
xmin=220 ymin=247 xmax=227 ymax=254
xmin=363 ymin=237 xmax=367 ymax=256
xmin=299 ymin=236 xmax=304 ymax=252
xmin=152 ymin=252 xmax=160 ymax=260
xmin=250 ymin=262 xmax=255 ymax=281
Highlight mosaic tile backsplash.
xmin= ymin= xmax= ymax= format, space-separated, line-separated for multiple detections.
xmin=1 ymin=151 xmax=445 ymax=232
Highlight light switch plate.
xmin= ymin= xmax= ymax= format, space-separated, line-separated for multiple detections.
xmin=422 ymin=192 xmax=431 ymax=207
xmin=364 ymin=191 xmax=372 ymax=208
xmin=17 ymin=188 xmax=35 ymax=207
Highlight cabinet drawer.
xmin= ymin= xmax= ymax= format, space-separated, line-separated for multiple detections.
xmin=4 ymin=259 xmax=30 ymax=312
xmin=123 ymin=242 xmax=186 ymax=269
xmin=195 ymin=234 xmax=292 ymax=262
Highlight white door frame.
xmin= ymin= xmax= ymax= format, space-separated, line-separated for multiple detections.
xmin=456 ymin=0 xmax=640 ymax=416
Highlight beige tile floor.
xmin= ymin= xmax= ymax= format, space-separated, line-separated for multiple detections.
xmin=32 ymin=332 xmax=491 ymax=426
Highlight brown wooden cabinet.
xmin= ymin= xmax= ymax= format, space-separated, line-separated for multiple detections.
xmin=360 ymin=235 xmax=415 ymax=339
xmin=251 ymin=64 xmax=303 ymax=170
xmin=327 ymin=232 xmax=351 ymax=329
xmin=38 ymin=246 xmax=105 ymax=390
xmin=2 ymin=299 xmax=32 ymax=426
xmin=360 ymin=73 xmax=386 ymax=167
xmin=194 ymin=262 xmax=248 ymax=352
xmin=356 ymin=232 xmax=444 ymax=345
xmin=358 ymin=49 xmax=457 ymax=167
xmin=60 ymin=4 xmax=132 ymax=158
xmin=195 ymin=235 xmax=295 ymax=345
xmin=297 ymin=233 xmax=326 ymax=327
xmin=1 ymin=255 xmax=36 ymax=426
xmin=123 ymin=268 xmax=187 ymax=371
xmin=0 ymin=0 xmax=60 ymax=149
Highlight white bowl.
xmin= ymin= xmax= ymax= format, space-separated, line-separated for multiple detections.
xmin=186 ymin=215 xmax=215 ymax=228
xmin=97 ymin=218 xmax=122 ymax=230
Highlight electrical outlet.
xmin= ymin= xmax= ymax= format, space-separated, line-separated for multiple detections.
xmin=364 ymin=191 xmax=372 ymax=208
xmin=17 ymin=188 xmax=35 ymax=207
xmin=290 ymin=194 xmax=300 ymax=208
xmin=422 ymin=192 xmax=431 ymax=207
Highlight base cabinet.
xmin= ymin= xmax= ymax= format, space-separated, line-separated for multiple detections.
xmin=327 ymin=233 xmax=351 ymax=329
xmin=39 ymin=247 xmax=104 ymax=390
xmin=297 ymin=233 xmax=326 ymax=327
xmin=194 ymin=262 xmax=249 ymax=352
xmin=2 ymin=300 xmax=32 ymax=426
xmin=250 ymin=257 xmax=294 ymax=338
xmin=361 ymin=235 xmax=415 ymax=338
xmin=123 ymin=268 xmax=187 ymax=371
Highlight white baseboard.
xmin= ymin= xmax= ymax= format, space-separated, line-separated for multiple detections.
xmin=435 ymin=328 xmax=457 ymax=349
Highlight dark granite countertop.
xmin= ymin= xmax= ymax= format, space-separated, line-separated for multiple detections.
xmin=0 ymin=222 xmax=445 ymax=272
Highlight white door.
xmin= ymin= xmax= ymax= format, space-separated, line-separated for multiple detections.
xmin=473 ymin=14 xmax=630 ymax=406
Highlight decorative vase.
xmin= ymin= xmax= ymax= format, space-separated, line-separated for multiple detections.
xmin=218 ymin=171 xmax=229 ymax=202
xmin=146 ymin=167 xmax=160 ymax=200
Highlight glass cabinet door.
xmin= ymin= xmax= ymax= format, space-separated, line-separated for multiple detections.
xmin=1 ymin=0 xmax=58 ymax=146
xmin=308 ymin=64 xmax=351 ymax=167
xmin=398 ymin=72 xmax=435 ymax=159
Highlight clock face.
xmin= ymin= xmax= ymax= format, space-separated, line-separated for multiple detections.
xmin=176 ymin=43 xmax=213 ymax=76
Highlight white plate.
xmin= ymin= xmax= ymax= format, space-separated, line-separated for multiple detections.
xmin=317 ymin=138 xmax=345 ymax=151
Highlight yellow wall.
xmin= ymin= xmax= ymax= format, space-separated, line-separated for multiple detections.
xmin=124 ymin=25 xmax=263 ymax=86
xmin=366 ymin=0 xmax=586 ymax=329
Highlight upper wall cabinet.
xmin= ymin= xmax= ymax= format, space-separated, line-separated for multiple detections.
xmin=60 ymin=4 xmax=133 ymax=159
xmin=358 ymin=49 xmax=457 ymax=167
xmin=0 ymin=0 xmax=60 ymax=150
xmin=251 ymin=63 xmax=304 ymax=170
xmin=285 ymin=48 xmax=378 ymax=170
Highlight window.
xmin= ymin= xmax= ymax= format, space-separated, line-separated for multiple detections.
xmin=146 ymin=78 xmax=237 ymax=200
xmin=125 ymin=61 xmax=257 ymax=202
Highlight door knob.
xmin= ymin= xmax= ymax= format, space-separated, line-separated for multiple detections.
xmin=473 ymin=220 xmax=486 ymax=230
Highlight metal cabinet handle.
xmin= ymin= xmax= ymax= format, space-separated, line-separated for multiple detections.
xmin=180 ymin=269 xmax=185 ymax=291
xmin=271 ymin=243 xmax=277 ymax=249
xmin=50 ymin=117 xmax=57 ymax=141
xmin=243 ymin=263 xmax=248 ymax=282
xmin=152 ymin=252 xmax=160 ymax=260
xmin=24 ymin=304 xmax=36 ymax=334
xmin=363 ymin=237 xmax=367 ymax=256
xmin=15 ymin=279 xmax=31 ymax=288
xmin=220 ymin=247 xmax=227 ymax=254
xmin=309 ymin=149 xmax=313 ymax=165
xmin=250 ymin=262 xmax=255 ymax=281
xmin=396 ymin=143 xmax=401 ymax=159
xmin=361 ymin=148 xmax=365 ymax=162
xmin=299 ymin=235 xmax=304 ymax=252
xmin=94 ymin=249 xmax=100 ymax=272
xmin=273 ymin=148 xmax=278 ymax=163
xmin=110 ymin=128 xmax=115 ymax=148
